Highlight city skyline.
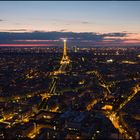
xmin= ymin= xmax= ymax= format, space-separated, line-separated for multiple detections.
xmin=0 ymin=1 xmax=140 ymax=47
xmin=0 ymin=2 xmax=140 ymax=139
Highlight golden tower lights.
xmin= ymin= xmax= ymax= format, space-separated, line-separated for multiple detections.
xmin=60 ymin=39 xmax=70 ymax=64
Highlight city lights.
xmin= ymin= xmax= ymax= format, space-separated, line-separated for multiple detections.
xmin=0 ymin=1 xmax=140 ymax=140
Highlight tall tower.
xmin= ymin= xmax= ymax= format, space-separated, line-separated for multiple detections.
xmin=60 ymin=39 xmax=70 ymax=64
xmin=63 ymin=39 xmax=67 ymax=56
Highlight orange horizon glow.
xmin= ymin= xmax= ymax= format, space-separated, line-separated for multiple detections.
xmin=0 ymin=44 xmax=58 ymax=47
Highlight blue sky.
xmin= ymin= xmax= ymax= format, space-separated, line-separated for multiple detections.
xmin=0 ymin=1 xmax=140 ymax=33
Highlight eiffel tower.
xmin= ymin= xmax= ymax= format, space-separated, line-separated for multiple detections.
xmin=60 ymin=39 xmax=70 ymax=64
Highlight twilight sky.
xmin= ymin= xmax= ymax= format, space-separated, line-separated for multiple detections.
xmin=0 ymin=1 xmax=140 ymax=47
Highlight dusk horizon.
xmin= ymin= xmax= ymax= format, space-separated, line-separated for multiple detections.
xmin=1 ymin=30 xmax=140 ymax=47
xmin=0 ymin=1 xmax=140 ymax=47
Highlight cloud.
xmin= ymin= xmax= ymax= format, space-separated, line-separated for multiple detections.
xmin=0 ymin=19 xmax=4 ymax=22
xmin=0 ymin=31 xmax=127 ymax=42
xmin=6 ymin=29 xmax=28 ymax=32
xmin=0 ymin=31 xmax=103 ymax=41
xmin=0 ymin=31 xmax=137 ymax=47
xmin=59 ymin=29 xmax=67 ymax=32
xmin=0 ymin=31 xmax=103 ymax=46
xmin=81 ymin=21 xmax=93 ymax=24
xmin=102 ymin=32 xmax=127 ymax=37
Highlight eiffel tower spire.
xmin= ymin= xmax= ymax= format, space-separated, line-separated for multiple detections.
xmin=60 ymin=39 xmax=70 ymax=64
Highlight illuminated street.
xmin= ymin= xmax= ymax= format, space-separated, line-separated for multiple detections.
xmin=0 ymin=1 xmax=140 ymax=139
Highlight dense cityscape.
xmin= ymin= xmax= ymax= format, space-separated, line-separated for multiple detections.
xmin=0 ymin=41 xmax=140 ymax=139
xmin=0 ymin=1 xmax=140 ymax=139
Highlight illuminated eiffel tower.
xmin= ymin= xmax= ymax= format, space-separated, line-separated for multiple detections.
xmin=52 ymin=39 xmax=70 ymax=75
xmin=60 ymin=39 xmax=70 ymax=64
